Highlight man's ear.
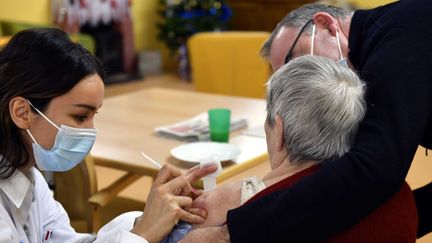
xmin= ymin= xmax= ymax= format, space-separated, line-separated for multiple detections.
xmin=9 ymin=97 xmax=32 ymax=129
xmin=274 ymin=115 xmax=285 ymax=151
xmin=313 ymin=12 xmax=339 ymax=37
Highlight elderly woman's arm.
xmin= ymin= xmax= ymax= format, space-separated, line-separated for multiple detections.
xmin=179 ymin=225 xmax=230 ymax=243
xmin=178 ymin=182 xmax=242 ymax=243
xmin=191 ymin=181 xmax=242 ymax=228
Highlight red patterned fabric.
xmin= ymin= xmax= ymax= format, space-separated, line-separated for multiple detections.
xmin=245 ymin=165 xmax=417 ymax=243
xmin=114 ymin=0 xmax=135 ymax=73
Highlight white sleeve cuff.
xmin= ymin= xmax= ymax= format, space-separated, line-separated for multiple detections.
xmin=117 ymin=230 xmax=149 ymax=243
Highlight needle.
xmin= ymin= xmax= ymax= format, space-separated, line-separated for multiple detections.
xmin=140 ymin=152 xmax=162 ymax=169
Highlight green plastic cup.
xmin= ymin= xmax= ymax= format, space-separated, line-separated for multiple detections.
xmin=208 ymin=108 xmax=231 ymax=142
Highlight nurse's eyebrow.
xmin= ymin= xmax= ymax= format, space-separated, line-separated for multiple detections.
xmin=73 ymin=104 xmax=99 ymax=111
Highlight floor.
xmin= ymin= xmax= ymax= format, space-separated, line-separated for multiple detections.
xmin=104 ymin=73 xmax=195 ymax=97
xmin=97 ymin=73 xmax=432 ymax=242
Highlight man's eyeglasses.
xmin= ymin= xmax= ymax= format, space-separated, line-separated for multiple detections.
xmin=284 ymin=19 xmax=313 ymax=64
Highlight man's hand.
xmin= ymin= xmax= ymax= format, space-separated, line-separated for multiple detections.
xmin=179 ymin=225 xmax=230 ymax=243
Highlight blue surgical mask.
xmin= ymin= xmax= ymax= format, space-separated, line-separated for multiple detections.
xmin=310 ymin=24 xmax=348 ymax=68
xmin=25 ymin=101 xmax=97 ymax=172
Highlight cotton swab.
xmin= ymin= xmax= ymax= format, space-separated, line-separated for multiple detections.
xmin=199 ymin=157 xmax=222 ymax=191
xmin=140 ymin=151 xmax=162 ymax=168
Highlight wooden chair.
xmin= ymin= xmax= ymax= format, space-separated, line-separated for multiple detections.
xmin=188 ymin=31 xmax=271 ymax=98
xmin=54 ymin=155 xmax=149 ymax=233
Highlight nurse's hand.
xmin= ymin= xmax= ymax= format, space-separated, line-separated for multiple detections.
xmin=131 ymin=164 xmax=217 ymax=243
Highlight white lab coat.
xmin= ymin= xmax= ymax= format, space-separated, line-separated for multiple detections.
xmin=0 ymin=167 xmax=148 ymax=243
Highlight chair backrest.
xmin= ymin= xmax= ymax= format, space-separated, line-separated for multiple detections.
xmin=54 ymin=155 xmax=146 ymax=233
xmin=54 ymin=156 xmax=97 ymax=233
xmin=0 ymin=36 xmax=10 ymax=47
xmin=188 ymin=31 xmax=271 ymax=98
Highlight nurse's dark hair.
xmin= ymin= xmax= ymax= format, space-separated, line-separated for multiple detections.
xmin=0 ymin=28 xmax=104 ymax=179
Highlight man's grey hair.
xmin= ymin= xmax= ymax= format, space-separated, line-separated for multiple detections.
xmin=260 ymin=3 xmax=353 ymax=59
xmin=266 ymin=55 xmax=366 ymax=163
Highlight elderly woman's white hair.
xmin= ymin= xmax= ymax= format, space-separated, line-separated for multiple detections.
xmin=266 ymin=55 xmax=366 ymax=163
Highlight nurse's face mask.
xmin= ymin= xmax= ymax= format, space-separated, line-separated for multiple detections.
xmin=310 ymin=23 xmax=348 ymax=67
xmin=25 ymin=100 xmax=97 ymax=172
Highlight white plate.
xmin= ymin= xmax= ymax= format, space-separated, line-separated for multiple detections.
xmin=171 ymin=142 xmax=241 ymax=163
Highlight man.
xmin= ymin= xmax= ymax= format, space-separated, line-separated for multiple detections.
xmin=181 ymin=1 xmax=432 ymax=242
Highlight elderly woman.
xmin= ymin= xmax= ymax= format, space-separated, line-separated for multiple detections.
xmin=174 ymin=55 xmax=417 ymax=243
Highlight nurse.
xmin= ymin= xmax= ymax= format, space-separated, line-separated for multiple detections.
xmin=0 ymin=28 xmax=215 ymax=242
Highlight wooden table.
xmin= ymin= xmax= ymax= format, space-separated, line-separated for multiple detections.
xmin=91 ymin=87 xmax=268 ymax=182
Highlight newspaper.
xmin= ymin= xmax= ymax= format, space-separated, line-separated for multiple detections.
xmin=241 ymin=125 xmax=266 ymax=138
xmin=155 ymin=112 xmax=248 ymax=141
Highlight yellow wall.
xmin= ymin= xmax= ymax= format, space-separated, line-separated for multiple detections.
xmin=348 ymin=0 xmax=396 ymax=8
xmin=131 ymin=0 xmax=173 ymax=70
xmin=132 ymin=0 xmax=159 ymax=52
xmin=0 ymin=0 xmax=397 ymax=69
xmin=0 ymin=0 xmax=159 ymax=52
xmin=0 ymin=0 xmax=51 ymax=25
xmin=0 ymin=0 xmax=173 ymax=69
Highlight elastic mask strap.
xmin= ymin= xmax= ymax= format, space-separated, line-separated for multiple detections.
xmin=336 ymin=30 xmax=344 ymax=60
xmin=310 ymin=24 xmax=316 ymax=55
xmin=27 ymin=100 xmax=60 ymax=130
xmin=26 ymin=129 xmax=39 ymax=145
